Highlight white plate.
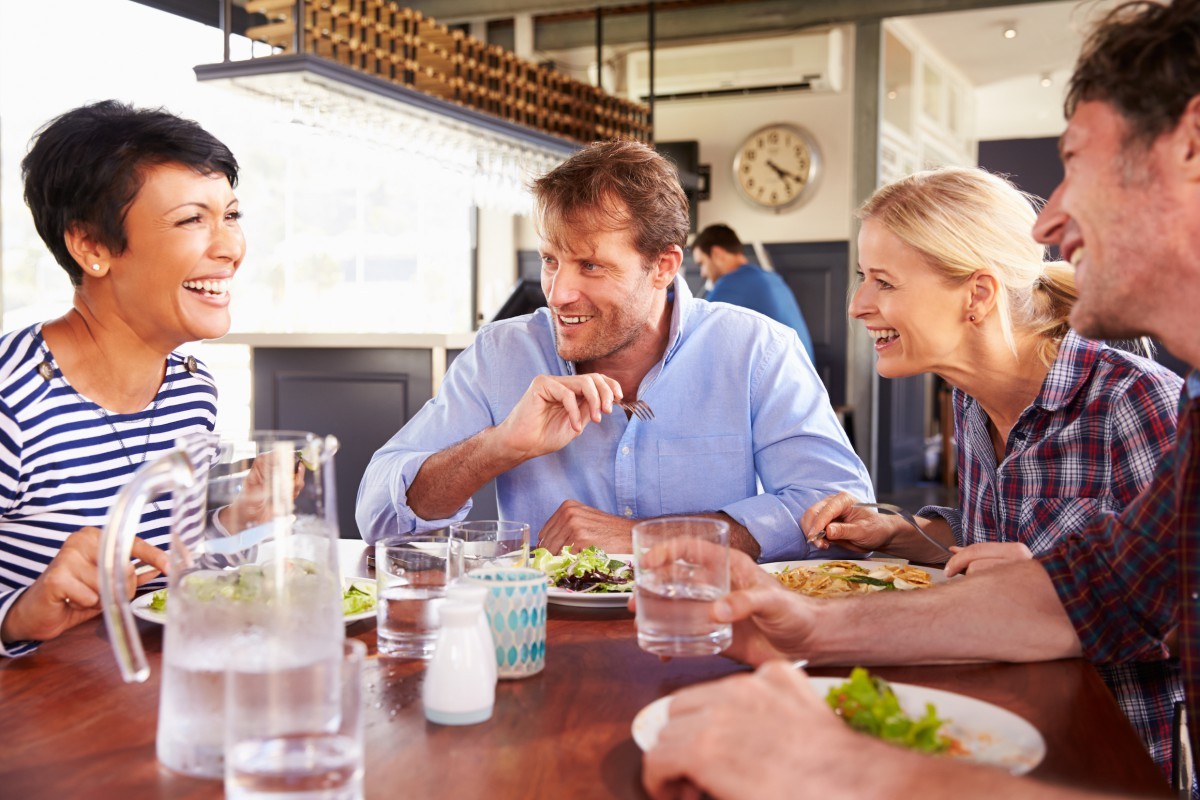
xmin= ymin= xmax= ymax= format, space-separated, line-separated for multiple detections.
xmin=631 ymin=677 xmax=1046 ymax=775
xmin=760 ymin=559 xmax=948 ymax=585
xmin=131 ymin=577 xmax=378 ymax=626
xmin=544 ymin=554 xmax=635 ymax=607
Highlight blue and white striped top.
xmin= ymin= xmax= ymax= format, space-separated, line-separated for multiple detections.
xmin=0 ymin=323 xmax=217 ymax=656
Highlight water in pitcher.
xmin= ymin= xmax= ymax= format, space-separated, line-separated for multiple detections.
xmin=100 ymin=431 xmax=347 ymax=781
xmin=156 ymin=563 xmax=342 ymax=778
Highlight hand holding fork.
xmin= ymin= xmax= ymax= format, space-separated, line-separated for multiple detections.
xmin=803 ymin=495 xmax=952 ymax=559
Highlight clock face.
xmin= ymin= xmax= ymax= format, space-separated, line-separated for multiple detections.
xmin=732 ymin=124 xmax=820 ymax=210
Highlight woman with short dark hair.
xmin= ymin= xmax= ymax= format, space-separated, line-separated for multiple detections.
xmin=0 ymin=100 xmax=244 ymax=655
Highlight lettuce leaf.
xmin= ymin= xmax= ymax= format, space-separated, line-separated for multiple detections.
xmin=825 ymin=667 xmax=953 ymax=754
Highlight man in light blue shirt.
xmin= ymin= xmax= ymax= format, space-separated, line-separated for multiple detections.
xmin=356 ymin=140 xmax=871 ymax=561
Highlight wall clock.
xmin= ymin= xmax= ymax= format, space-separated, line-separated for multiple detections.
xmin=731 ymin=123 xmax=821 ymax=211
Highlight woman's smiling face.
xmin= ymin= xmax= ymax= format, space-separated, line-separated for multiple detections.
xmin=102 ymin=163 xmax=245 ymax=350
xmin=850 ymin=219 xmax=972 ymax=379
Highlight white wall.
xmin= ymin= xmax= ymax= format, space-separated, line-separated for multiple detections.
xmin=476 ymin=207 xmax=519 ymax=323
xmin=976 ymin=69 xmax=1071 ymax=140
xmin=654 ymin=92 xmax=855 ymax=243
xmin=648 ymin=25 xmax=857 ymax=245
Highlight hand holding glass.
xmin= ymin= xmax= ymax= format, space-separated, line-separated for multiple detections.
xmin=632 ymin=517 xmax=731 ymax=657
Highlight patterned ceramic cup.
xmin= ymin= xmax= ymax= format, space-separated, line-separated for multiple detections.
xmin=464 ymin=567 xmax=547 ymax=679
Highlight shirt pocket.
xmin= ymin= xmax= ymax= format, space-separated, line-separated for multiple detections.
xmin=1013 ymin=496 xmax=1108 ymax=554
xmin=657 ymin=435 xmax=748 ymax=516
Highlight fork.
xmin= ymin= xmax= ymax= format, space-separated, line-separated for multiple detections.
xmin=811 ymin=501 xmax=952 ymax=556
xmin=618 ymin=398 xmax=654 ymax=421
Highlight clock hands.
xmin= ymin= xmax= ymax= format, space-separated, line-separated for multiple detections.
xmin=767 ymin=159 xmax=805 ymax=183
xmin=765 ymin=160 xmax=792 ymax=194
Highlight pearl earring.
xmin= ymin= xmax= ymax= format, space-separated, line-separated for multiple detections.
xmin=969 ymin=315 xmax=977 ymax=322
xmin=90 ymin=264 xmax=101 ymax=271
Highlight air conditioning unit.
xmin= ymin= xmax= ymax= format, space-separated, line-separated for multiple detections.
xmin=624 ymin=29 xmax=843 ymax=100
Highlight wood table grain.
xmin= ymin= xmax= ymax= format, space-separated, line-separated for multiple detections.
xmin=0 ymin=599 xmax=1173 ymax=799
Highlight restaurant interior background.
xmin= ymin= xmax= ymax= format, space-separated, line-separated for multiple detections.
xmin=0 ymin=0 xmax=1122 ymax=537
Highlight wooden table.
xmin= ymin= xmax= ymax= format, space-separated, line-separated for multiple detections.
xmin=0 ymin=600 xmax=1173 ymax=798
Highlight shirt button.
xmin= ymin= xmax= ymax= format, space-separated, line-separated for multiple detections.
xmin=621 ymin=446 xmax=630 ymax=455
xmin=623 ymin=507 xmax=633 ymax=517
xmin=1193 ymin=592 xmax=1199 ymax=601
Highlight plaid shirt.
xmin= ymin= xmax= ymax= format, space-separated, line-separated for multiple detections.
xmin=923 ymin=332 xmax=1184 ymax=775
xmin=1042 ymin=372 xmax=1200 ymax=786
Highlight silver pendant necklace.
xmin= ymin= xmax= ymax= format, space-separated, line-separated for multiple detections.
xmin=38 ymin=350 xmax=167 ymax=513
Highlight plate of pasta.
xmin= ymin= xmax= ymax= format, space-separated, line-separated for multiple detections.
xmin=761 ymin=559 xmax=946 ymax=598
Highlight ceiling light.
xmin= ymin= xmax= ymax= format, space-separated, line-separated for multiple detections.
xmin=1002 ymin=25 xmax=1018 ymax=39
xmin=1040 ymin=73 xmax=1053 ymax=88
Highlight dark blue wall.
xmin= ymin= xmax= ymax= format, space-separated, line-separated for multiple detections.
xmin=977 ymin=136 xmax=1063 ymax=206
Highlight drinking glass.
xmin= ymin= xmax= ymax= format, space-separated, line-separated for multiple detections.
xmin=225 ymin=638 xmax=366 ymax=800
xmin=449 ymin=520 xmax=530 ymax=571
xmin=376 ymin=535 xmax=463 ymax=659
xmin=632 ymin=517 xmax=731 ymax=657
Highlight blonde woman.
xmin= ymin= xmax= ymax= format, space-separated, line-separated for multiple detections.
xmin=803 ymin=166 xmax=1182 ymax=776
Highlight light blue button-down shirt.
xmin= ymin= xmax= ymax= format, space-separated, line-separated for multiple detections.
xmin=356 ymin=275 xmax=873 ymax=562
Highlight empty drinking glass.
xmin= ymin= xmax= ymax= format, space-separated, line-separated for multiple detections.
xmin=449 ymin=520 xmax=530 ymax=571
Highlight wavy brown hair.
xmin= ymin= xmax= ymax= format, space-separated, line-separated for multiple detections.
xmin=531 ymin=140 xmax=689 ymax=268
xmin=1067 ymin=0 xmax=1200 ymax=149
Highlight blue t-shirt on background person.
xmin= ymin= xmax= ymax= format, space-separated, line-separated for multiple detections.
xmin=707 ymin=263 xmax=815 ymax=361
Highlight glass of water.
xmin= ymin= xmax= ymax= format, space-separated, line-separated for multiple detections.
xmin=225 ymin=637 xmax=366 ymax=800
xmin=376 ymin=534 xmax=463 ymax=659
xmin=632 ymin=517 xmax=732 ymax=657
xmin=449 ymin=520 xmax=530 ymax=571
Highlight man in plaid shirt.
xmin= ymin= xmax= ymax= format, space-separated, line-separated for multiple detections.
xmin=640 ymin=1 xmax=1200 ymax=797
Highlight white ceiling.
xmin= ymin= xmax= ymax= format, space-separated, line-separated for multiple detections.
xmin=904 ymin=1 xmax=1112 ymax=86
xmin=901 ymin=0 xmax=1118 ymax=139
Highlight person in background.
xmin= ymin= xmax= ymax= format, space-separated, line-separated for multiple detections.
xmin=0 ymin=101 xmax=244 ymax=656
xmin=357 ymin=140 xmax=870 ymax=561
xmin=642 ymin=0 xmax=1200 ymax=797
xmin=803 ymin=166 xmax=1183 ymax=771
xmin=691 ymin=223 xmax=815 ymax=361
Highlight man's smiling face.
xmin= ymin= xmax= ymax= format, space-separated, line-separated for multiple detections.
xmin=539 ymin=225 xmax=661 ymax=366
xmin=1033 ymin=100 xmax=1186 ymax=341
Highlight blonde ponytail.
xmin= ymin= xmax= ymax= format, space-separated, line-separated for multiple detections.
xmin=1026 ymin=261 xmax=1077 ymax=365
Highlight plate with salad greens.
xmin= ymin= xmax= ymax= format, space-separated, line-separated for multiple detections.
xmin=530 ymin=545 xmax=635 ymax=607
xmin=131 ymin=576 xmax=379 ymax=625
xmin=632 ymin=668 xmax=1044 ymax=775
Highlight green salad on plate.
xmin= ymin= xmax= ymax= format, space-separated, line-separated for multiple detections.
xmin=530 ymin=545 xmax=634 ymax=593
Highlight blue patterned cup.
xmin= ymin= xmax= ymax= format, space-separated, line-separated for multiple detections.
xmin=464 ymin=567 xmax=547 ymax=679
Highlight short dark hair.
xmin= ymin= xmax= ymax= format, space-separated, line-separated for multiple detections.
xmin=691 ymin=224 xmax=743 ymax=256
xmin=21 ymin=100 xmax=239 ymax=287
xmin=532 ymin=139 xmax=689 ymax=266
xmin=1067 ymin=0 xmax=1200 ymax=148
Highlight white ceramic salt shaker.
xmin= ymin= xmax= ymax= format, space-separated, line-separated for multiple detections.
xmin=423 ymin=600 xmax=495 ymax=725
xmin=447 ymin=581 xmax=497 ymax=686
